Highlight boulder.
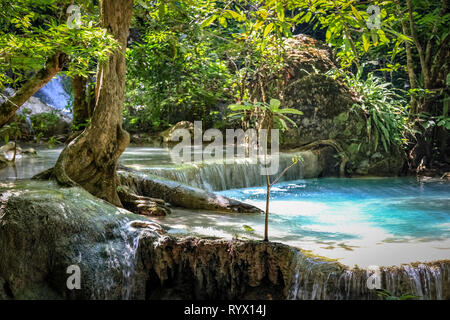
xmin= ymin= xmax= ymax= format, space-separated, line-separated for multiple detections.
xmin=250 ymin=34 xmax=361 ymax=148
xmin=0 ymin=142 xmax=22 ymax=161
xmin=0 ymin=180 xmax=155 ymax=299
xmin=159 ymin=121 xmax=202 ymax=145
xmin=251 ymin=34 xmax=405 ymax=176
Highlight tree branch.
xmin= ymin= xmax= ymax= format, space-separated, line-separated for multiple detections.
xmin=0 ymin=52 xmax=67 ymax=127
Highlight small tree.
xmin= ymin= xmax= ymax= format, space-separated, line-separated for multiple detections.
xmin=228 ymin=98 xmax=303 ymax=133
xmin=263 ymin=156 xmax=300 ymax=241
xmin=228 ymin=98 xmax=303 ymax=241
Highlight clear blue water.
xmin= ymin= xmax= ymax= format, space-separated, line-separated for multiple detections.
xmin=155 ymin=177 xmax=450 ymax=267
xmin=2 ymin=145 xmax=449 ymax=266
xmin=220 ymin=177 xmax=450 ymax=242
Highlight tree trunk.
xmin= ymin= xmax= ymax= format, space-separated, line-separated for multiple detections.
xmin=72 ymin=75 xmax=90 ymax=128
xmin=50 ymin=0 xmax=134 ymax=206
xmin=0 ymin=52 xmax=66 ymax=127
xmin=264 ymin=175 xmax=270 ymax=242
xmin=394 ymin=0 xmax=417 ymax=112
xmin=406 ymin=0 xmax=430 ymax=89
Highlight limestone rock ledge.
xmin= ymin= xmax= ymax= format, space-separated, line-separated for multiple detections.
xmin=0 ymin=181 xmax=448 ymax=300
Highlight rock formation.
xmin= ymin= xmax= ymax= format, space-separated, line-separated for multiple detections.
xmin=0 ymin=181 xmax=448 ymax=300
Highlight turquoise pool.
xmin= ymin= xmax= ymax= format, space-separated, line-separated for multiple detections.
xmin=156 ymin=177 xmax=450 ymax=267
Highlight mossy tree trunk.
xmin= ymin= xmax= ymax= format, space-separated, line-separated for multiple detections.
xmin=50 ymin=0 xmax=134 ymax=206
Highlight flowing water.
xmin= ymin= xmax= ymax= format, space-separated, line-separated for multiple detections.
xmin=0 ymin=146 xmax=318 ymax=190
xmin=0 ymin=146 xmax=170 ymax=180
xmin=2 ymin=146 xmax=449 ymax=299
xmin=155 ymin=177 xmax=450 ymax=268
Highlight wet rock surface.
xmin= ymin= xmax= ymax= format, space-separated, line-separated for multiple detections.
xmin=0 ymin=181 xmax=448 ymax=300
xmin=117 ymin=167 xmax=263 ymax=213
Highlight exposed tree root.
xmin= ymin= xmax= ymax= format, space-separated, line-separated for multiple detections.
xmin=117 ymin=185 xmax=171 ymax=216
xmin=34 ymin=127 xmax=130 ymax=207
xmin=117 ymin=167 xmax=264 ymax=214
xmin=33 ymin=166 xmax=171 ymax=216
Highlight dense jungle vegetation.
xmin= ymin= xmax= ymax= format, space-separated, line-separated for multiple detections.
xmin=0 ymin=0 xmax=448 ymax=204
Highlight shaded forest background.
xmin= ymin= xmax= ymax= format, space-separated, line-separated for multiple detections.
xmin=0 ymin=0 xmax=449 ymax=179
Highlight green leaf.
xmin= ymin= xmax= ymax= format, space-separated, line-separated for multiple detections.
xmin=201 ymin=15 xmax=217 ymax=28
xmin=218 ymin=16 xmax=227 ymax=28
xmin=326 ymin=29 xmax=332 ymax=42
xmin=350 ymin=5 xmax=363 ymax=21
xmin=276 ymin=6 xmax=285 ymax=22
xmin=158 ymin=4 xmax=166 ymax=19
xmin=277 ymin=108 xmax=303 ymax=115
xmin=377 ymin=29 xmax=389 ymax=44
xmin=362 ymin=34 xmax=370 ymax=52
xmin=225 ymin=10 xmax=245 ymax=22
xmin=304 ymin=11 xmax=312 ymax=23
xmin=269 ymin=98 xmax=281 ymax=109
xmin=264 ymin=23 xmax=274 ymax=38
xmin=228 ymin=104 xmax=252 ymax=111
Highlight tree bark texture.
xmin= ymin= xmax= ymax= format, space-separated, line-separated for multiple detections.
xmin=72 ymin=75 xmax=90 ymax=128
xmin=51 ymin=0 xmax=134 ymax=206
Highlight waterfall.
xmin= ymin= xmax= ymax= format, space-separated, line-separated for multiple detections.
xmin=89 ymin=219 xmax=144 ymax=300
xmin=142 ymin=151 xmax=321 ymax=191
xmin=119 ymin=222 xmax=142 ymax=300
xmin=287 ymin=254 xmax=450 ymax=300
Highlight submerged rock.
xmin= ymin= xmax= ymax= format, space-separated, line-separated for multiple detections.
xmin=0 ymin=181 xmax=448 ymax=300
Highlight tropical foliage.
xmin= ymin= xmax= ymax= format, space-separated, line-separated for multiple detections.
xmin=228 ymin=98 xmax=303 ymax=132
xmin=0 ymin=0 xmax=448 ymax=167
